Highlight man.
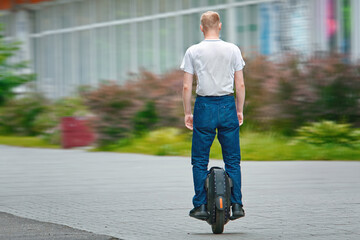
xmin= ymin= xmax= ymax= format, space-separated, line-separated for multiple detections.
xmin=180 ymin=11 xmax=246 ymax=220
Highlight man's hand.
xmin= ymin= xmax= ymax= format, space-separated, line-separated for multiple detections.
xmin=237 ymin=112 xmax=244 ymax=126
xmin=184 ymin=114 xmax=193 ymax=130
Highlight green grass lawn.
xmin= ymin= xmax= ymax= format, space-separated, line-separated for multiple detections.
xmin=97 ymin=128 xmax=360 ymax=160
xmin=1 ymin=129 xmax=358 ymax=160
xmin=0 ymin=136 xmax=59 ymax=149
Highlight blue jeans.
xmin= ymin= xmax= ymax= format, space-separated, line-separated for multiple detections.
xmin=191 ymin=95 xmax=242 ymax=207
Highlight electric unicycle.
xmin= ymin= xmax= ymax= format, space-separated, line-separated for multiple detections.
xmin=205 ymin=167 xmax=233 ymax=234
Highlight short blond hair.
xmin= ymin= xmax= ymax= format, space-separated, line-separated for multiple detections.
xmin=200 ymin=11 xmax=220 ymax=32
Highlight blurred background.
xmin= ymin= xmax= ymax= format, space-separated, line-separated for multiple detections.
xmin=0 ymin=0 xmax=359 ymax=98
xmin=0 ymin=0 xmax=359 ymax=159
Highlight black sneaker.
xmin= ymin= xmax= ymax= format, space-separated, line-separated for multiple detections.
xmin=230 ymin=203 xmax=245 ymax=220
xmin=189 ymin=204 xmax=208 ymax=220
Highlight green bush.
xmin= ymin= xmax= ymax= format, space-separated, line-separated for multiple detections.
xmin=0 ymin=93 xmax=46 ymax=136
xmin=133 ymin=101 xmax=158 ymax=135
xmin=296 ymin=121 xmax=360 ymax=145
xmin=0 ymin=93 xmax=90 ymax=144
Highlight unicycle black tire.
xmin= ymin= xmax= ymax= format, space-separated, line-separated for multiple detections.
xmin=211 ymin=209 xmax=225 ymax=234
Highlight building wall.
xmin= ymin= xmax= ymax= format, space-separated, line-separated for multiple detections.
xmin=0 ymin=0 xmax=359 ymax=98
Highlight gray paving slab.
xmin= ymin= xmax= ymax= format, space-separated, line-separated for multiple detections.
xmin=0 ymin=211 xmax=118 ymax=240
xmin=0 ymin=145 xmax=359 ymax=240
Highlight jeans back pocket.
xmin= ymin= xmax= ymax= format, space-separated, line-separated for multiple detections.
xmin=193 ymin=102 xmax=214 ymax=129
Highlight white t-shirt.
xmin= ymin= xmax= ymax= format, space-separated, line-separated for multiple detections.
xmin=180 ymin=39 xmax=245 ymax=96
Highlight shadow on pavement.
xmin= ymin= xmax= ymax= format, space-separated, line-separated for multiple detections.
xmin=188 ymin=231 xmax=247 ymax=235
xmin=0 ymin=212 xmax=119 ymax=240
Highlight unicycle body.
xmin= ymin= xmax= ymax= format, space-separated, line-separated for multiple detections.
xmin=205 ymin=167 xmax=232 ymax=234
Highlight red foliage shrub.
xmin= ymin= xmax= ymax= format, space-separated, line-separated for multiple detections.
xmin=82 ymin=70 xmax=184 ymax=145
xmin=129 ymin=70 xmax=184 ymax=128
xmin=244 ymin=54 xmax=360 ymax=134
xmin=83 ymin=54 xmax=360 ymax=145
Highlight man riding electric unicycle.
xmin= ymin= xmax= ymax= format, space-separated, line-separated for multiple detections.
xmin=181 ymin=11 xmax=246 ymax=234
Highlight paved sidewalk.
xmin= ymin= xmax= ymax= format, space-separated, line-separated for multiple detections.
xmin=0 ymin=211 xmax=118 ymax=240
xmin=0 ymin=145 xmax=359 ymax=240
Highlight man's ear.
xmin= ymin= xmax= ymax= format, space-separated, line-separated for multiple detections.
xmin=200 ymin=24 xmax=204 ymax=33
xmin=219 ymin=22 xmax=222 ymax=31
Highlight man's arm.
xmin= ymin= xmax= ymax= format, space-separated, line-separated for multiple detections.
xmin=183 ymin=72 xmax=194 ymax=130
xmin=234 ymin=70 xmax=245 ymax=126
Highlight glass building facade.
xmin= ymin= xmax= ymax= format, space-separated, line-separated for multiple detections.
xmin=0 ymin=0 xmax=359 ymax=98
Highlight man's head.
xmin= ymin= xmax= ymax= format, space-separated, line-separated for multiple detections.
xmin=200 ymin=11 xmax=222 ymax=34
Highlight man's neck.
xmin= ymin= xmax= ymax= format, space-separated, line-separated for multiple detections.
xmin=203 ymin=32 xmax=220 ymax=40
xmin=204 ymin=37 xmax=220 ymax=40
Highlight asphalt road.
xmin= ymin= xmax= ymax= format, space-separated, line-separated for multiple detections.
xmin=0 ymin=145 xmax=359 ymax=240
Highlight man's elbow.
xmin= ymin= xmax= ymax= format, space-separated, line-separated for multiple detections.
xmin=183 ymin=84 xmax=191 ymax=91
xmin=236 ymin=82 xmax=245 ymax=91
